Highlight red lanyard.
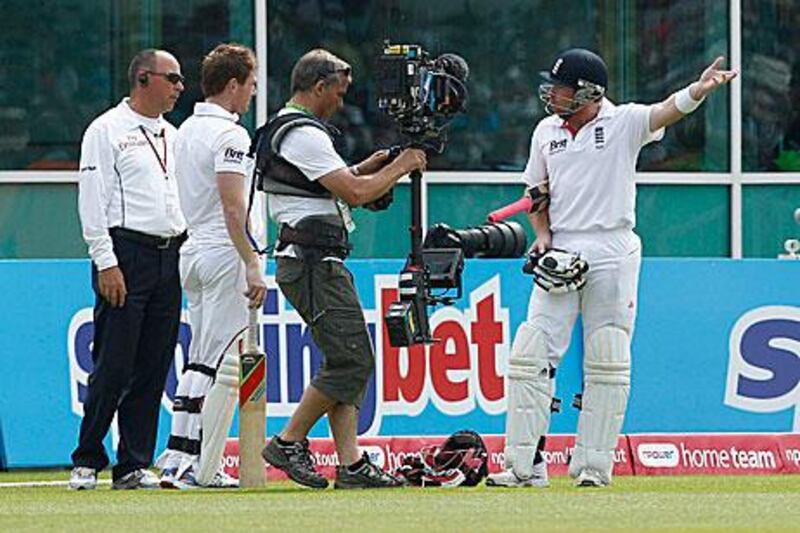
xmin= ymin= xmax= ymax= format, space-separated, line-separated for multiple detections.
xmin=139 ymin=126 xmax=168 ymax=179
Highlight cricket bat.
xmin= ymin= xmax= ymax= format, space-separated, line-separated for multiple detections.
xmin=239 ymin=306 xmax=266 ymax=488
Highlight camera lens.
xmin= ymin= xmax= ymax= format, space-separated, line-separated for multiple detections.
xmin=424 ymin=221 xmax=527 ymax=258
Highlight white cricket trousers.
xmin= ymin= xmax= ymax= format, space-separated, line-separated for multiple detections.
xmin=160 ymin=244 xmax=248 ymax=466
xmin=527 ymin=228 xmax=641 ymax=365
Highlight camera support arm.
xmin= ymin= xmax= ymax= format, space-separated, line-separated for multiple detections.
xmin=385 ymin=168 xmax=435 ymax=345
xmin=409 ymin=169 xmax=424 ymax=267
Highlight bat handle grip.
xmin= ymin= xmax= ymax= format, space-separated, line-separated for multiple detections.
xmin=487 ymin=197 xmax=533 ymax=222
xmin=247 ymin=306 xmax=259 ymax=352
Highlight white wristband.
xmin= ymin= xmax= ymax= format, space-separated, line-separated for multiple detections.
xmin=349 ymin=165 xmax=360 ymax=176
xmin=674 ymin=86 xmax=706 ymax=114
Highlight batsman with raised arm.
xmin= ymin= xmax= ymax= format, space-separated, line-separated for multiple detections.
xmin=487 ymin=49 xmax=736 ymax=488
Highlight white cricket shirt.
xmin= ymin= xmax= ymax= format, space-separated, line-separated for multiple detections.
xmin=78 ymin=98 xmax=186 ymax=270
xmin=267 ymin=108 xmax=347 ymax=258
xmin=522 ymin=99 xmax=664 ymax=234
xmin=175 ymin=102 xmax=263 ymax=252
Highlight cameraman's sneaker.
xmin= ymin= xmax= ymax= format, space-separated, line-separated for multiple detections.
xmin=575 ymin=468 xmax=608 ymax=488
xmin=112 ymin=468 xmax=160 ymax=490
xmin=334 ymin=453 xmax=405 ymax=489
xmin=261 ymin=438 xmax=328 ymax=489
xmin=486 ymin=461 xmax=549 ymax=488
xmin=69 ymin=467 xmax=97 ymax=490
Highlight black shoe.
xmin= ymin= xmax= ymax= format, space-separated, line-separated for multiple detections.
xmin=111 ymin=469 xmax=160 ymax=490
xmin=261 ymin=438 xmax=328 ymax=489
xmin=334 ymin=453 xmax=405 ymax=489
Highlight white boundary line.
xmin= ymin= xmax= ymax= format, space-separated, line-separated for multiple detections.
xmin=0 ymin=480 xmax=111 ymax=489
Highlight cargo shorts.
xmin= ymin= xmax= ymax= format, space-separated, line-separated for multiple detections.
xmin=275 ymin=256 xmax=374 ymax=407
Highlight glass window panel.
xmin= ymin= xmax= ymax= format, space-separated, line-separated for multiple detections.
xmin=0 ymin=184 xmax=84 ymax=258
xmin=0 ymin=0 xmax=254 ymax=171
xmin=267 ymin=0 xmax=729 ymax=171
xmin=742 ymin=185 xmax=800 ymax=257
xmin=742 ymin=1 xmax=800 ymax=171
xmin=349 ymin=184 xmax=411 ymax=258
xmin=636 ymin=185 xmax=730 ymax=257
xmin=428 ymin=184 xmax=730 ymax=258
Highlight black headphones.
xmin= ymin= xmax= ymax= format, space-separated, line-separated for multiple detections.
xmin=138 ymin=72 xmax=149 ymax=86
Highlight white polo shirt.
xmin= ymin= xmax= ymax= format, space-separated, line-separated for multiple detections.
xmin=522 ymin=99 xmax=664 ymax=235
xmin=267 ymin=108 xmax=347 ymax=258
xmin=175 ymin=102 xmax=263 ymax=251
xmin=78 ymin=98 xmax=186 ymax=270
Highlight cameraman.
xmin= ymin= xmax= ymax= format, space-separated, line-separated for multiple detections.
xmin=259 ymin=49 xmax=426 ymax=489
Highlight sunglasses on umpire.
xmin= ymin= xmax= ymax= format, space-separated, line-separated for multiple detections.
xmin=146 ymin=71 xmax=185 ymax=85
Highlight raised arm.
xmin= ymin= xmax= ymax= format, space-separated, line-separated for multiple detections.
xmin=649 ymin=56 xmax=738 ymax=132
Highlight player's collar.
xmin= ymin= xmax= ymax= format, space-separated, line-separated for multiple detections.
xmin=595 ymin=98 xmax=617 ymax=118
xmin=194 ymin=101 xmax=239 ymax=122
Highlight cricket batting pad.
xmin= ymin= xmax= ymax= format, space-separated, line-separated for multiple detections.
xmin=197 ymin=340 xmax=241 ymax=486
xmin=569 ymin=326 xmax=631 ymax=484
xmin=505 ymin=322 xmax=553 ymax=479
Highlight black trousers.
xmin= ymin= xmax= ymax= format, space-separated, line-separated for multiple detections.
xmin=71 ymin=233 xmax=182 ymax=480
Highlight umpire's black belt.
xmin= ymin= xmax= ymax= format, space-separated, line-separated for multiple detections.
xmin=110 ymin=227 xmax=187 ymax=250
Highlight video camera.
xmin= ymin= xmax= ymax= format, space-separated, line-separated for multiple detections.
xmin=375 ymin=43 xmax=469 ymax=149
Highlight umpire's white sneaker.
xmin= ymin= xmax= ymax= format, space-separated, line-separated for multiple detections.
xmin=112 ymin=468 xmax=160 ymax=490
xmin=486 ymin=461 xmax=549 ymax=488
xmin=575 ymin=468 xmax=608 ymax=488
xmin=69 ymin=467 xmax=97 ymax=490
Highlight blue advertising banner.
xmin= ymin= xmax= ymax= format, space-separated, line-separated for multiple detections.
xmin=0 ymin=258 xmax=798 ymax=468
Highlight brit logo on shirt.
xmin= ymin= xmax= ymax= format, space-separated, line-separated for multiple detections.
xmin=223 ymin=147 xmax=245 ymax=164
xmin=549 ymin=139 xmax=568 ymax=155
xmin=594 ymin=126 xmax=605 ymax=149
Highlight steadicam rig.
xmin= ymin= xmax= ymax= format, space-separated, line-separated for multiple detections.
xmin=377 ymin=43 xmax=471 ymax=347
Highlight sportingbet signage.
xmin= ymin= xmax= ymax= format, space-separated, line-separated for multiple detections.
xmin=1 ymin=258 xmax=799 ymax=469
xmin=724 ymin=305 xmax=800 ymax=430
xmin=65 ymin=271 xmax=513 ymax=438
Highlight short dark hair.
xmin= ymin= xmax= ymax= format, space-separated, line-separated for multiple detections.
xmin=128 ymin=49 xmax=158 ymax=89
xmin=290 ymin=49 xmax=351 ymax=94
xmin=201 ymin=43 xmax=257 ymax=97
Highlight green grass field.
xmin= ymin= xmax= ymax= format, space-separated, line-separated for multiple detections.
xmin=1 ymin=471 xmax=798 ymax=532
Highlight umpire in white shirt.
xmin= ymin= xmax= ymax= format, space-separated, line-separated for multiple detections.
xmin=70 ymin=49 xmax=187 ymax=490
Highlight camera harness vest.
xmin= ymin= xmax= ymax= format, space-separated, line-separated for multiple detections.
xmin=248 ymin=106 xmax=351 ymax=259
xmin=251 ymin=107 xmax=337 ymax=198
